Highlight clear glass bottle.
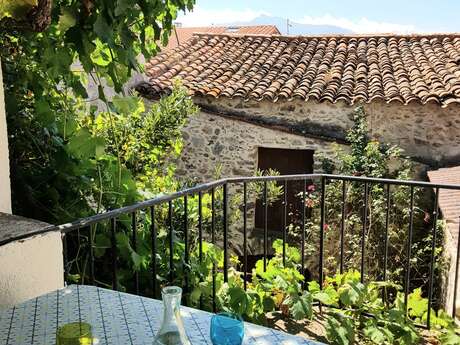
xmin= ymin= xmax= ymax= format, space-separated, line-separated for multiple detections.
xmin=153 ymin=286 xmax=191 ymax=345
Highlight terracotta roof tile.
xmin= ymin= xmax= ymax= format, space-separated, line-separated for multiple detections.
xmin=141 ymin=33 xmax=460 ymax=107
xmin=428 ymin=166 xmax=460 ymax=243
xmin=162 ymin=26 xmax=280 ymax=50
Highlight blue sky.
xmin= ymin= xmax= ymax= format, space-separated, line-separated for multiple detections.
xmin=177 ymin=0 xmax=460 ymax=33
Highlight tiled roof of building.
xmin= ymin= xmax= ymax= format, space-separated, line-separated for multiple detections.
xmin=141 ymin=32 xmax=460 ymax=107
xmin=163 ymin=26 xmax=281 ymax=50
xmin=428 ymin=166 xmax=460 ymax=243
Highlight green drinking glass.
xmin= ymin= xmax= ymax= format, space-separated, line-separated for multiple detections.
xmin=56 ymin=322 xmax=93 ymax=345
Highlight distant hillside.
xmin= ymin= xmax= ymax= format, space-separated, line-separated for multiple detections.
xmin=229 ymin=14 xmax=352 ymax=35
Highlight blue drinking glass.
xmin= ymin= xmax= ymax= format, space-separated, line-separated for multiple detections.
xmin=210 ymin=312 xmax=244 ymax=345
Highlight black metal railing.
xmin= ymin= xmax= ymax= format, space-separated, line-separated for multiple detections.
xmin=2 ymin=174 xmax=460 ymax=329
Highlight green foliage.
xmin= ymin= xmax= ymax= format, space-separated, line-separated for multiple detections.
xmin=156 ymin=238 xmax=459 ymax=345
xmin=2 ymin=0 xmax=196 ymax=223
xmin=1 ymin=0 xmax=201 ymax=299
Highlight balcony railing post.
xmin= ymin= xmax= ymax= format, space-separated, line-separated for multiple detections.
xmin=89 ymin=225 xmax=95 ymax=286
xmin=211 ymin=188 xmax=216 ymax=312
xmin=198 ymin=192 xmax=203 ymax=308
xmin=63 ymin=232 xmax=68 ymax=285
xmin=283 ymin=180 xmax=287 ymax=267
xmin=223 ymin=183 xmax=228 ymax=283
xmin=198 ymin=192 xmax=203 ymax=263
xmin=243 ymin=182 xmax=248 ymax=291
xmin=361 ymin=182 xmax=369 ymax=283
xmin=319 ymin=176 xmax=326 ymax=288
xmin=183 ymin=195 xmax=189 ymax=306
xmin=110 ymin=218 xmax=118 ymax=291
xmin=404 ymin=186 xmax=415 ymax=314
xmin=132 ymin=212 xmax=139 ymax=295
xmin=301 ymin=179 xmax=306 ymax=282
xmin=168 ymin=201 xmax=174 ymax=284
xmin=383 ymin=184 xmax=391 ymax=283
xmin=427 ymin=188 xmax=439 ymax=329
xmin=340 ymin=180 xmax=346 ymax=274
xmin=263 ymin=181 xmax=268 ymax=272
xmin=150 ymin=207 xmax=157 ymax=298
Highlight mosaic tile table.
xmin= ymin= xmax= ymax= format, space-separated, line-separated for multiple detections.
xmin=0 ymin=285 xmax=322 ymax=345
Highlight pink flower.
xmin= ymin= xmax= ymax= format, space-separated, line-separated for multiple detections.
xmin=307 ymin=184 xmax=315 ymax=192
xmin=424 ymin=212 xmax=431 ymax=223
xmin=323 ymin=224 xmax=330 ymax=232
xmin=305 ymin=198 xmax=315 ymax=208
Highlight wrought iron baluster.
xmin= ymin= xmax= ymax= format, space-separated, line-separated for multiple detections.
xmin=198 ymin=192 xmax=203 ymax=263
xmin=361 ymin=182 xmax=369 ymax=283
xmin=427 ymin=188 xmax=439 ymax=329
xmin=150 ymin=206 xmax=157 ymax=298
xmin=89 ymin=225 xmax=95 ymax=286
xmin=301 ymin=179 xmax=306 ymax=282
xmin=132 ymin=212 xmax=139 ymax=295
xmin=169 ymin=201 xmax=174 ymax=284
xmin=211 ymin=188 xmax=216 ymax=312
xmin=319 ymin=176 xmax=326 ymax=288
xmin=340 ymin=180 xmax=346 ymax=274
xmin=243 ymin=182 xmax=248 ymax=290
xmin=198 ymin=192 xmax=203 ymax=308
xmin=184 ymin=195 xmax=189 ymax=306
xmin=223 ymin=183 xmax=229 ymax=283
xmin=283 ymin=180 xmax=287 ymax=267
xmin=383 ymin=184 xmax=391 ymax=283
xmin=63 ymin=233 xmax=69 ymax=285
xmin=404 ymin=186 xmax=415 ymax=314
xmin=110 ymin=218 xmax=118 ymax=291
xmin=263 ymin=181 xmax=268 ymax=272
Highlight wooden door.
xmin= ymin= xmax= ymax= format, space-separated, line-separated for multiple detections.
xmin=255 ymin=147 xmax=314 ymax=232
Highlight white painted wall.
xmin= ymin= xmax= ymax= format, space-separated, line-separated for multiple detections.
xmin=0 ymin=58 xmax=12 ymax=214
xmin=0 ymin=232 xmax=64 ymax=308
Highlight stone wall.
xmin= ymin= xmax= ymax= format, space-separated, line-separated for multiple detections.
xmin=194 ymin=96 xmax=460 ymax=167
xmin=175 ymin=110 xmax=342 ymax=183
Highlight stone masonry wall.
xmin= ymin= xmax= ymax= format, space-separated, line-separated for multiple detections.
xmin=175 ymin=110 xmax=341 ymax=183
xmin=195 ymin=96 xmax=460 ymax=166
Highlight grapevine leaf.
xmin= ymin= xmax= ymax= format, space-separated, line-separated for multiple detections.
xmin=57 ymin=8 xmax=76 ymax=33
xmin=407 ymin=288 xmax=427 ymax=319
xmin=325 ymin=314 xmax=355 ymax=345
xmin=339 ymin=281 xmax=365 ymax=307
xmin=313 ymin=291 xmax=335 ymax=305
xmin=93 ymin=15 xmax=113 ymax=44
xmin=290 ymin=292 xmax=313 ymax=320
xmin=66 ymin=129 xmax=105 ymax=159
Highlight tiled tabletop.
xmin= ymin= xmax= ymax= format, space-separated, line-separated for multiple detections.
xmin=0 ymin=285 xmax=321 ymax=345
